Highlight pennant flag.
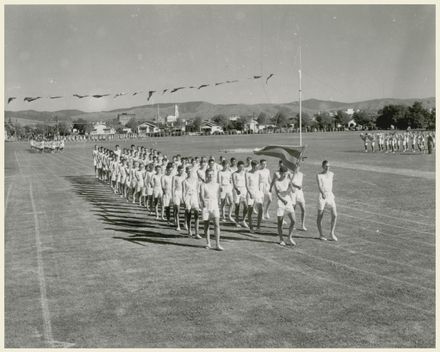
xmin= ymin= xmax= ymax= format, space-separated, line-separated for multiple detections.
xmin=92 ymin=94 xmax=110 ymax=98
xmin=114 ymin=92 xmax=126 ymax=98
xmin=254 ymin=145 xmax=305 ymax=171
xmin=162 ymin=89 xmax=168 ymax=95
xmin=189 ymin=86 xmax=196 ymax=89
xmin=73 ymin=94 xmax=89 ymax=99
xmin=170 ymin=87 xmax=185 ymax=93
xmin=147 ymin=90 xmax=156 ymax=101
xmin=253 ymin=75 xmax=262 ymax=79
xmin=198 ymin=84 xmax=209 ymax=89
xmin=215 ymin=82 xmax=225 ymax=86
xmin=265 ymin=73 xmax=274 ymax=84
xmin=7 ymin=97 xmax=16 ymax=104
xmin=133 ymin=92 xmax=140 ymax=96
xmin=49 ymin=96 xmax=63 ymax=99
xmin=24 ymin=96 xmax=42 ymax=102
xmin=226 ymin=80 xmax=239 ymax=83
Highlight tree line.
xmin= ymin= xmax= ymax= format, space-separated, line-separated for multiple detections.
xmin=5 ymin=101 xmax=435 ymax=139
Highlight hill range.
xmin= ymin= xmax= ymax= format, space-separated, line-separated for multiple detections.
xmin=5 ymin=97 xmax=435 ymax=125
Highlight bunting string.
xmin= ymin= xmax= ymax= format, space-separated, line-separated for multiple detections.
xmin=7 ymin=73 xmax=275 ymax=105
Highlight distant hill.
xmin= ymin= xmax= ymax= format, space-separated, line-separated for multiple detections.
xmin=5 ymin=97 xmax=435 ymax=124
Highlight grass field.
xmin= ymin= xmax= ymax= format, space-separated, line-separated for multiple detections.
xmin=4 ymin=132 xmax=435 ymax=348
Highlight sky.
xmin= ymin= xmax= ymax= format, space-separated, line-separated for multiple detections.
xmin=5 ymin=5 xmax=436 ymax=112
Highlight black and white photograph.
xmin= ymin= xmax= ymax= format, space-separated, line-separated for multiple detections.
xmin=4 ymin=3 xmax=436 ymax=348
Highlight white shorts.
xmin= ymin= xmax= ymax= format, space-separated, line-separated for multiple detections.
xmin=234 ymin=187 xmax=247 ymax=204
xmin=146 ymin=186 xmax=153 ymax=196
xmin=202 ymin=207 xmax=220 ymax=221
xmin=136 ymin=182 xmax=144 ymax=193
xmin=153 ymin=188 xmax=163 ymax=198
xmin=318 ymin=193 xmax=336 ymax=211
xmin=220 ymin=184 xmax=233 ymax=200
xmin=173 ymin=191 xmax=183 ymax=205
xmin=291 ymin=189 xmax=305 ymax=205
xmin=260 ymin=183 xmax=272 ymax=200
xmin=246 ymin=189 xmax=263 ymax=206
xmin=184 ymin=195 xmax=199 ymax=211
xmin=276 ymin=199 xmax=295 ymax=217
xmin=162 ymin=192 xmax=172 ymax=207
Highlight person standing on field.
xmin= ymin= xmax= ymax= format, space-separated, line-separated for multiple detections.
xmin=316 ymin=160 xmax=337 ymax=241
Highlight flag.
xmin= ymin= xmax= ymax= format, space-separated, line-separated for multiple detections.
xmin=147 ymin=90 xmax=156 ymax=101
xmin=254 ymin=145 xmax=305 ymax=171
xmin=114 ymin=92 xmax=126 ymax=98
xmin=73 ymin=94 xmax=88 ymax=98
xmin=24 ymin=96 xmax=41 ymax=102
xmin=226 ymin=80 xmax=239 ymax=83
xmin=92 ymin=94 xmax=110 ymax=98
xmin=171 ymin=87 xmax=185 ymax=93
xmin=162 ymin=89 xmax=168 ymax=95
xmin=198 ymin=84 xmax=209 ymax=89
xmin=253 ymin=75 xmax=262 ymax=79
xmin=215 ymin=82 xmax=225 ymax=86
xmin=133 ymin=91 xmax=141 ymax=96
xmin=189 ymin=86 xmax=196 ymax=89
xmin=265 ymin=73 xmax=274 ymax=84
xmin=7 ymin=97 xmax=16 ymax=104
xmin=49 ymin=96 xmax=62 ymax=99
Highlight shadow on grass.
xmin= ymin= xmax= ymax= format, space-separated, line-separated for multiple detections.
xmin=65 ymin=175 xmax=283 ymax=249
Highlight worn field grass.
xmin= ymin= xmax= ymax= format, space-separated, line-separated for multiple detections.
xmin=4 ymin=132 xmax=435 ymax=348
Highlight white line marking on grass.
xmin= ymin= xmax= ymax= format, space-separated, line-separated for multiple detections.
xmin=341 ymin=213 xmax=434 ymax=236
xmin=337 ymin=203 xmax=435 ymax=229
xmin=240 ymin=247 xmax=434 ymax=316
xmin=5 ymin=183 xmax=13 ymax=211
xmin=29 ymin=182 xmax=75 ymax=348
xmin=338 ymin=196 xmax=433 ymax=221
xmin=330 ymin=240 xmax=434 ymax=274
xmin=295 ymin=244 xmax=434 ymax=290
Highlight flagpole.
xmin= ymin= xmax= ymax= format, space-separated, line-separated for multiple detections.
xmin=299 ymin=69 xmax=302 ymax=147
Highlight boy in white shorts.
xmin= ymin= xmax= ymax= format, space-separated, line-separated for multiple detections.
xmin=161 ymin=165 xmax=173 ymax=223
xmin=144 ymin=163 xmax=155 ymax=212
xmin=183 ymin=166 xmax=201 ymax=239
xmin=232 ymin=161 xmax=248 ymax=227
xmin=218 ymin=160 xmax=234 ymax=222
xmin=200 ymin=169 xmax=223 ymax=251
xmin=274 ymin=165 xmax=296 ymax=246
xmin=258 ymin=159 xmax=272 ymax=219
xmin=316 ymin=160 xmax=337 ymax=241
xmin=172 ymin=165 xmax=185 ymax=231
xmin=151 ymin=165 xmax=163 ymax=219
xmin=291 ymin=164 xmax=307 ymax=231
xmin=246 ymin=160 xmax=264 ymax=233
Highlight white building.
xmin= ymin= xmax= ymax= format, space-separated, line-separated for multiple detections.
xmin=137 ymin=121 xmax=161 ymax=134
xmin=245 ymin=119 xmax=259 ymax=133
xmin=228 ymin=114 xmax=240 ymax=121
xmin=201 ymin=121 xmax=224 ymax=135
xmin=90 ymin=122 xmax=116 ymax=135
xmin=165 ymin=104 xmax=179 ymax=124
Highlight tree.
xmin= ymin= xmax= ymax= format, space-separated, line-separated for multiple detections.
xmin=314 ymin=112 xmax=334 ymax=129
xmin=57 ymin=121 xmax=72 ymax=136
xmin=405 ymin=101 xmax=430 ymax=129
xmin=335 ymin=110 xmax=352 ymax=128
xmin=257 ymin=112 xmax=268 ymax=125
xmin=125 ymin=117 xmax=139 ymax=133
xmin=212 ymin=114 xmax=229 ymax=130
xmin=295 ymin=112 xmax=312 ymax=129
xmin=192 ymin=116 xmax=203 ymax=132
xmin=272 ymin=111 xmax=289 ymax=129
xmin=73 ymin=118 xmax=92 ymax=135
xmin=426 ymin=108 xmax=435 ymax=130
xmin=376 ymin=105 xmax=407 ymax=129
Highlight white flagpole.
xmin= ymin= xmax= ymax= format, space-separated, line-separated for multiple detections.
xmin=299 ymin=45 xmax=302 ymax=146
